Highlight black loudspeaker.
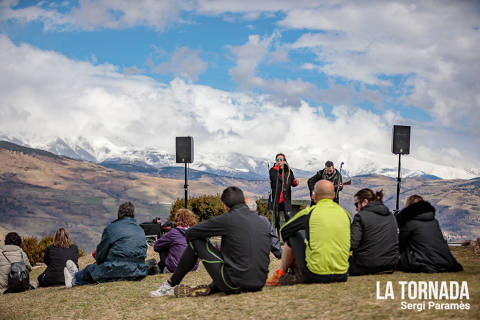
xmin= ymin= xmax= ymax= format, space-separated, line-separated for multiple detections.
xmin=176 ymin=137 xmax=194 ymax=163
xmin=392 ymin=125 xmax=411 ymax=155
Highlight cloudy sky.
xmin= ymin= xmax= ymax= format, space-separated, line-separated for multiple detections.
xmin=0 ymin=0 xmax=479 ymax=176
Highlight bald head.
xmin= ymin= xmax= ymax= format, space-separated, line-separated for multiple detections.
xmin=313 ymin=180 xmax=335 ymax=202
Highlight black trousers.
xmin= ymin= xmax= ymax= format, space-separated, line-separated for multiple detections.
xmin=273 ymin=202 xmax=291 ymax=237
xmin=288 ymin=231 xmax=348 ymax=283
xmin=348 ymin=257 xmax=395 ymax=276
xmin=169 ymin=239 xmax=241 ymax=294
xmin=157 ymin=249 xmax=169 ymax=272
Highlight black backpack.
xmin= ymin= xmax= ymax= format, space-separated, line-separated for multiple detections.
xmin=2 ymin=251 xmax=30 ymax=293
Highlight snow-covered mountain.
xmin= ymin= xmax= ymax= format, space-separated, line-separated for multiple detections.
xmin=0 ymin=135 xmax=478 ymax=180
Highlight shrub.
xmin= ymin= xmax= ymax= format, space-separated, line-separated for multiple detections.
xmin=21 ymin=234 xmax=84 ymax=265
xmin=170 ymin=195 xmax=271 ymax=223
xmin=21 ymin=236 xmax=41 ymax=265
xmin=256 ymin=199 xmax=270 ymax=220
xmin=37 ymin=234 xmax=54 ymax=262
xmin=170 ymin=195 xmax=224 ymax=222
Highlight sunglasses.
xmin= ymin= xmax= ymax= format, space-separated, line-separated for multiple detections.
xmin=276 ymin=158 xmax=285 ymax=162
xmin=354 ymin=201 xmax=360 ymax=208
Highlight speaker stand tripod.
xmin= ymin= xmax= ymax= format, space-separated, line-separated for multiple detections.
xmin=395 ymin=153 xmax=401 ymax=214
xmin=184 ymin=163 xmax=188 ymax=208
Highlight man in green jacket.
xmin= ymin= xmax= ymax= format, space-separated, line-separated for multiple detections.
xmin=266 ymin=180 xmax=351 ymax=285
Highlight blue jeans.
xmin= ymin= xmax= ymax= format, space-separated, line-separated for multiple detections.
xmin=73 ymin=264 xmax=95 ymax=286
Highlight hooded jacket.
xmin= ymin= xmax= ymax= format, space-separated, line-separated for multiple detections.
xmin=153 ymin=226 xmax=199 ymax=272
xmin=185 ymin=203 xmax=271 ymax=290
xmin=85 ymin=216 xmax=148 ymax=282
xmin=396 ymin=200 xmax=463 ymax=273
xmin=350 ymin=202 xmax=399 ymax=268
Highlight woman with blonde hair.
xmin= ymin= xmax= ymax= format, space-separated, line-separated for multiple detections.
xmin=154 ymin=209 xmax=199 ymax=273
xmin=38 ymin=228 xmax=79 ymax=287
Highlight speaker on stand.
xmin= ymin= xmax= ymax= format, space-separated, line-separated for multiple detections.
xmin=392 ymin=125 xmax=411 ymax=213
xmin=176 ymin=137 xmax=194 ymax=208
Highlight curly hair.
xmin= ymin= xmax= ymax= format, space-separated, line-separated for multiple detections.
xmin=53 ymin=228 xmax=74 ymax=248
xmin=173 ymin=209 xmax=197 ymax=227
xmin=5 ymin=232 xmax=22 ymax=246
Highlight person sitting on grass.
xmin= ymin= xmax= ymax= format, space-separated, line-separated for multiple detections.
xmin=149 ymin=186 xmax=271 ymax=298
xmin=38 ymin=228 xmax=79 ymax=287
xmin=64 ymin=201 xmax=148 ymax=287
xmin=154 ymin=209 xmax=199 ymax=273
xmin=0 ymin=232 xmax=36 ymax=293
xmin=266 ymin=180 xmax=350 ymax=286
xmin=396 ymin=195 xmax=463 ymax=273
xmin=349 ymin=189 xmax=398 ymax=276
xmin=245 ymin=197 xmax=282 ymax=259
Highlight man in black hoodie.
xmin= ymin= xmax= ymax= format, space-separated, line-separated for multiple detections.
xmin=350 ymin=188 xmax=399 ymax=276
xmin=396 ymin=195 xmax=462 ymax=273
xmin=149 ymin=186 xmax=271 ymax=297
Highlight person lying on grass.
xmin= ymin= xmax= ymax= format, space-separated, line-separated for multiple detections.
xmin=149 ymin=186 xmax=271 ymax=297
xmin=266 ymin=180 xmax=350 ymax=286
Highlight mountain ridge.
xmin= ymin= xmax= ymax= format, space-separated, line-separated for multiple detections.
xmin=0 ymin=136 xmax=478 ymax=180
xmin=0 ymin=140 xmax=479 ymax=252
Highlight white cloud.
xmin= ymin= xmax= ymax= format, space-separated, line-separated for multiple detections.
xmin=0 ymin=35 xmax=478 ymax=178
xmin=148 ymin=47 xmax=208 ymax=81
xmin=3 ymin=0 xmax=478 ymax=134
xmin=283 ymin=1 xmax=480 ymax=131
xmin=1 ymin=0 xmax=192 ymax=31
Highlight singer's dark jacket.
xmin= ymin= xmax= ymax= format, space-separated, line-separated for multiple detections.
xmin=396 ymin=200 xmax=463 ymax=273
xmin=185 ymin=203 xmax=271 ymax=290
xmin=269 ymin=164 xmax=297 ymax=213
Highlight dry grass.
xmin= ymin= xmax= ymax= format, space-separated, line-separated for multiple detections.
xmin=0 ymin=247 xmax=478 ymax=320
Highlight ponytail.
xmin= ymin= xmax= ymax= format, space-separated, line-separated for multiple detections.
xmin=355 ymin=188 xmax=384 ymax=204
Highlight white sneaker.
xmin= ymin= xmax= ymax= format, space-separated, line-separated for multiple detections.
xmin=66 ymin=260 xmax=78 ymax=274
xmin=64 ymin=260 xmax=78 ymax=288
xmin=64 ymin=267 xmax=73 ymax=288
xmin=149 ymin=280 xmax=176 ymax=297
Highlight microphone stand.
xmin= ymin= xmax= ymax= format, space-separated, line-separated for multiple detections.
xmin=335 ymin=162 xmax=344 ymax=201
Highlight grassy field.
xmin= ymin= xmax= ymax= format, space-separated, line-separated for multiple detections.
xmin=0 ymin=247 xmax=478 ymax=320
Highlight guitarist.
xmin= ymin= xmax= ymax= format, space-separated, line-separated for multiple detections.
xmin=308 ymin=161 xmax=348 ymax=204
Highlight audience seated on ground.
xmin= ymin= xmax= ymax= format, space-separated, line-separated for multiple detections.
xmin=154 ymin=209 xmax=199 ymax=273
xmin=349 ymin=189 xmax=399 ymax=276
xmin=266 ymin=180 xmax=350 ymax=286
xmin=396 ymin=195 xmax=463 ymax=273
xmin=0 ymin=232 xmax=36 ymax=293
xmin=149 ymin=186 xmax=271 ymax=298
xmin=245 ymin=197 xmax=282 ymax=259
xmin=64 ymin=201 xmax=148 ymax=287
xmin=38 ymin=228 xmax=79 ymax=287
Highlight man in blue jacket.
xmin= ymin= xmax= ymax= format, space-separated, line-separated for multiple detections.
xmin=149 ymin=186 xmax=271 ymax=297
xmin=64 ymin=201 xmax=148 ymax=287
